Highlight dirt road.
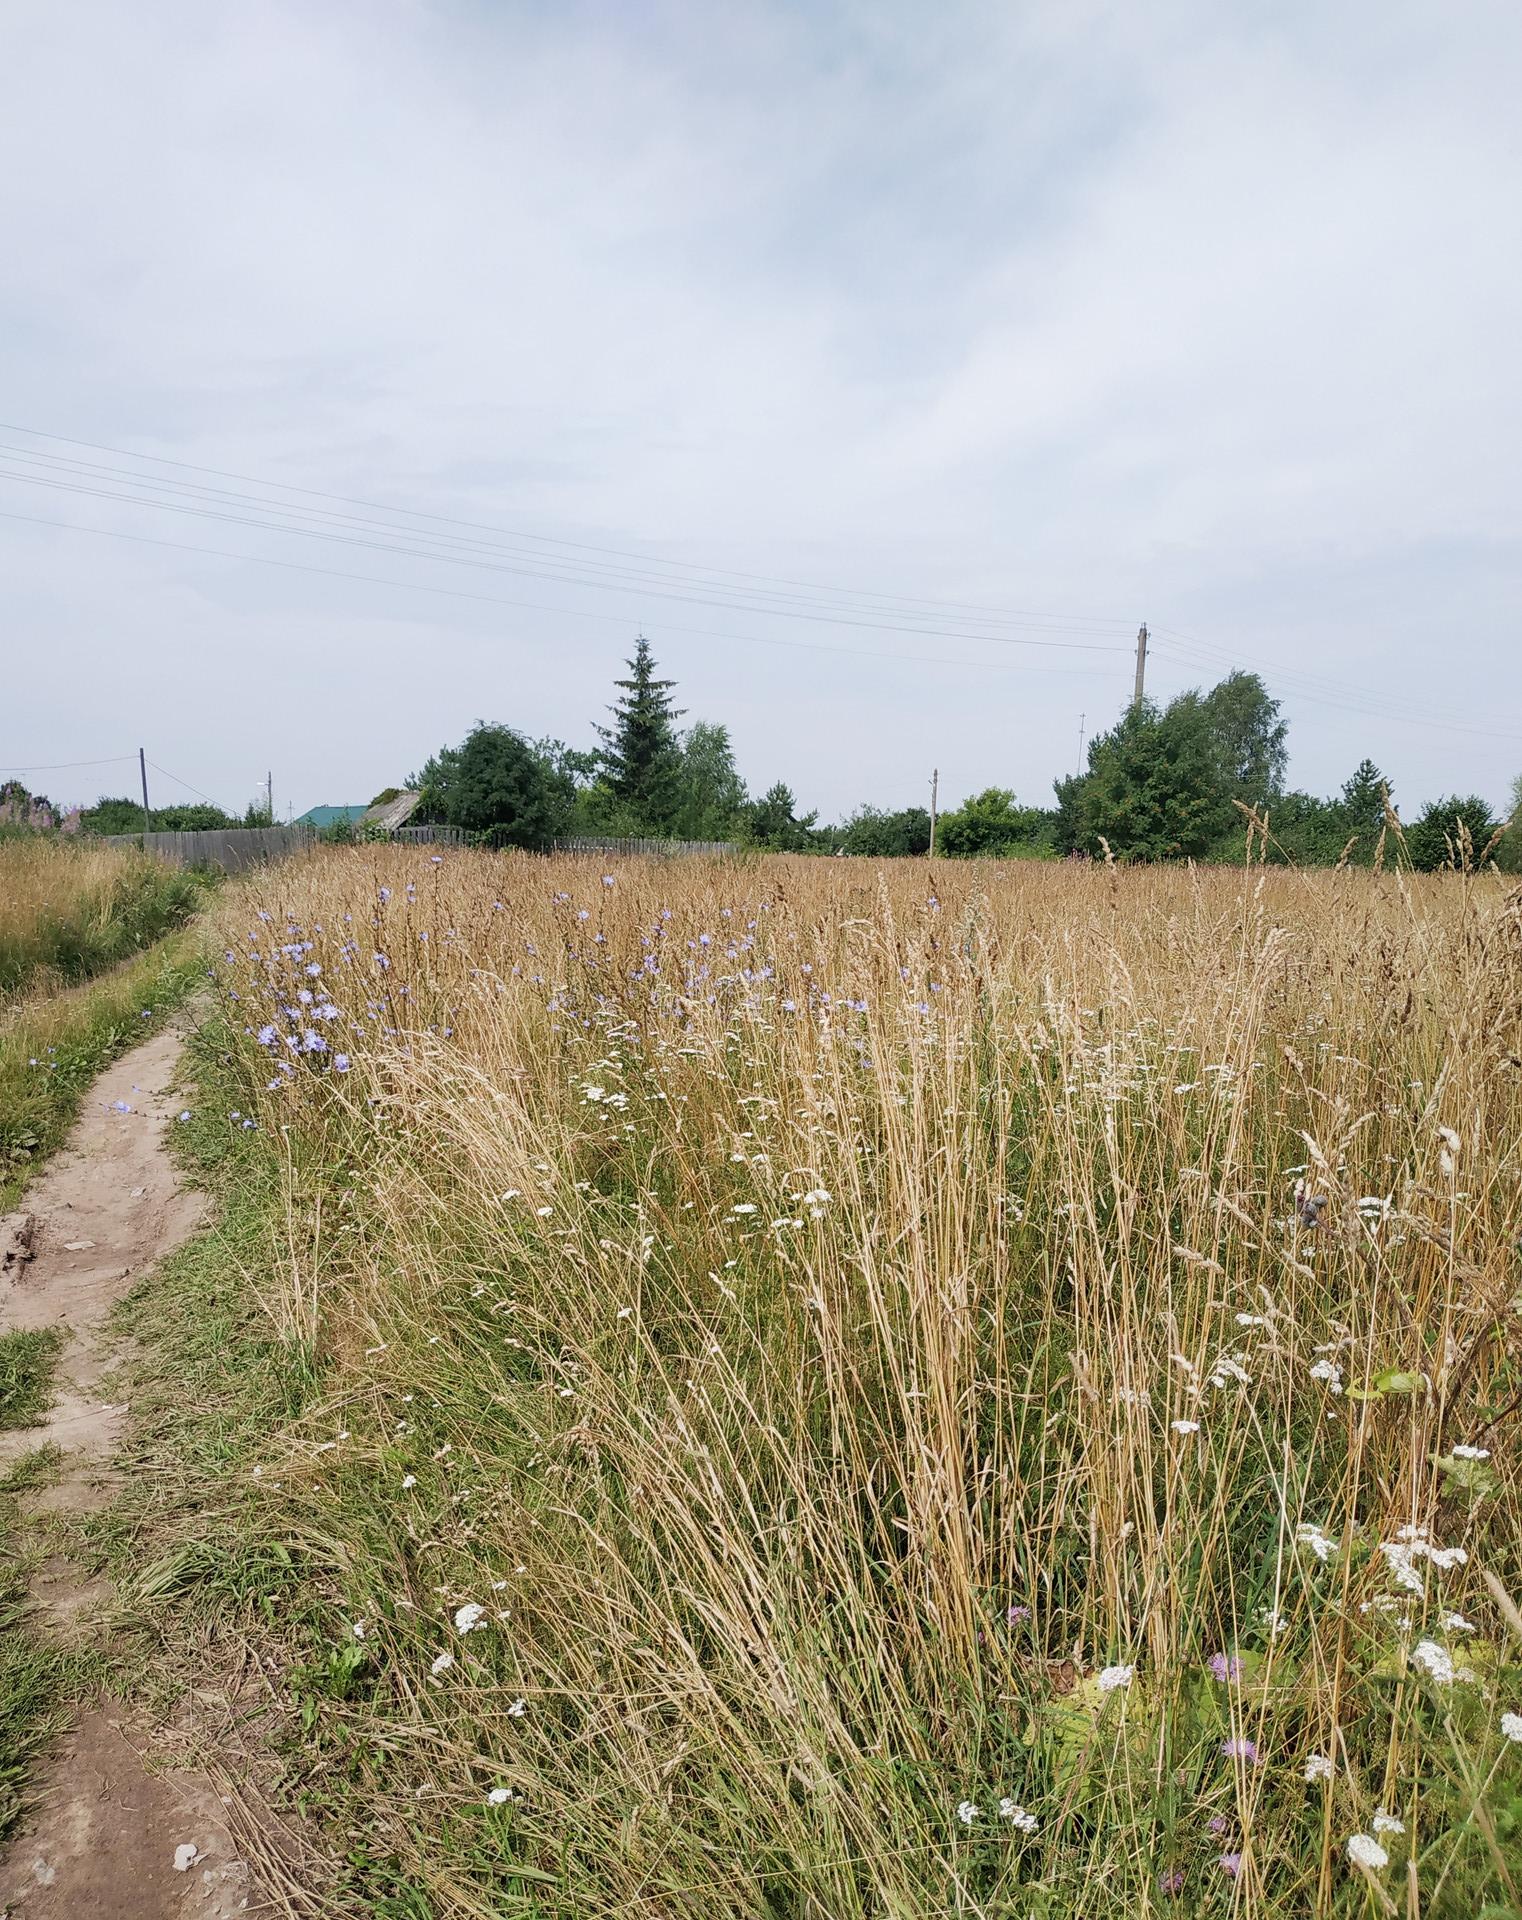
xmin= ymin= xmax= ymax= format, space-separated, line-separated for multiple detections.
xmin=0 ymin=1025 xmax=258 ymax=1918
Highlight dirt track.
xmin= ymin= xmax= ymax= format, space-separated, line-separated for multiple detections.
xmin=0 ymin=1026 xmax=258 ymax=1919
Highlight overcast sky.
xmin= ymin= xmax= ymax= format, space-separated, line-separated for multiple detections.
xmin=4 ymin=0 xmax=1520 ymax=823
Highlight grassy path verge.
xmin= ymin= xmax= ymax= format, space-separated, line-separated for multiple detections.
xmin=0 ymin=839 xmax=204 ymax=1001
xmin=0 ymin=921 xmax=209 ymax=1859
xmin=0 ymin=930 xmax=206 ymax=1211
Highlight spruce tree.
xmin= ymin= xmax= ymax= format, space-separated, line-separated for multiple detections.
xmin=596 ymin=636 xmax=685 ymax=831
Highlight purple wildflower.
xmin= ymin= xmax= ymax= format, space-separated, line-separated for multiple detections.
xmin=334 ymin=1054 xmax=351 ymax=1073
xmin=258 ymin=1025 xmax=278 ymax=1046
xmin=1159 ymin=1867 xmax=1185 ymax=1897
xmin=1219 ymin=1853 xmax=1243 ymax=1878
xmin=1221 ymin=1739 xmax=1260 ymax=1764
xmin=1208 ymin=1652 xmax=1243 ymax=1684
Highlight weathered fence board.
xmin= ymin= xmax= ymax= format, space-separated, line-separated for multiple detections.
xmin=552 ymin=837 xmax=738 ymax=858
xmin=391 ymin=825 xmax=466 ymax=846
xmin=103 ymin=825 xmax=314 ymax=872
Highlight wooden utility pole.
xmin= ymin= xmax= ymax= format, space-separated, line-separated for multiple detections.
xmin=1132 ymin=623 xmax=1149 ymax=708
xmin=138 ymin=747 xmax=151 ymax=838
xmin=267 ymin=770 xmax=274 ymax=824
xmin=929 ymin=768 xmax=939 ymax=858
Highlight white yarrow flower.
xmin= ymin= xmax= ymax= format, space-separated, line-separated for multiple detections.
xmin=1451 ymin=1443 xmax=1490 ymax=1460
xmin=1411 ymin=1639 xmax=1455 ymax=1684
xmin=487 ymin=1786 xmax=511 ymax=1805
xmin=454 ymin=1602 xmax=487 ymax=1634
xmin=430 ymin=1651 xmax=454 ymax=1676
xmin=507 ymin=1697 xmax=527 ymax=1717
xmin=1171 ymin=1419 xmax=1201 ymax=1436
xmin=1308 ymin=1357 xmax=1343 ymax=1395
xmin=956 ymin=1799 xmax=980 ymax=1827
xmin=1304 ymin=1753 xmax=1333 ymax=1783
xmin=1347 ymin=1833 xmax=1390 ymax=1872
xmin=1501 ymin=1711 xmax=1522 ymax=1744
xmin=997 ymin=1799 xmax=1038 ymax=1832
xmin=1372 ymin=1808 xmax=1404 ymax=1835
xmin=1097 ymin=1663 xmax=1134 ymax=1693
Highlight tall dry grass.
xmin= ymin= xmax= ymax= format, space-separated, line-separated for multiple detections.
xmin=194 ymin=848 xmax=1522 ymax=1916
xmin=0 ymin=836 xmax=200 ymax=999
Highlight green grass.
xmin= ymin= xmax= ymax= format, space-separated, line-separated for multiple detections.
xmin=0 ymin=1447 xmax=64 ymax=1496
xmin=0 ymin=1330 xmax=67 ymax=1430
xmin=0 ymin=1561 xmax=99 ymax=1844
xmin=0 ymin=841 xmax=207 ymax=1001
xmin=0 ymin=931 xmax=206 ymax=1210
xmin=0 ymin=1450 xmax=96 ymax=1846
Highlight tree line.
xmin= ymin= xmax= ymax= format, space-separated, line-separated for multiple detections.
xmin=8 ymin=639 xmax=1513 ymax=868
xmin=0 ymin=781 xmax=276 ymax=838
xmin=410 ymin=638 xmax=1518 ymax=869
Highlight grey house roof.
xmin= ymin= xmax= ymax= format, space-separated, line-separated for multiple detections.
xmin=361 ymin=791 xmax=424 ymax=831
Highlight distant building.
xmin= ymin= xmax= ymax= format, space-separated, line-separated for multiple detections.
xmin=294 ymin=804 xmax=370 ymax=829
xmin=360 ymin=791 xmax=424 ymax=832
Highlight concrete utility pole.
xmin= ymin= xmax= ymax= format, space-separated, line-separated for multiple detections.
xmin=1076 ymin=711 xmax=1086 ymax=773
xmin=267 ymin=770 xmax=273 ymax=824
xmin=138 ymin=747 xmax=151 ymax=837
xmin=929 ymin=768 xmax=939 ymax=857
xmin=1132 ymin=623 xmax=1149 ymax=709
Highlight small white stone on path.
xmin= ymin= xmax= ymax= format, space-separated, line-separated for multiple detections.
xmin=62 ymin=1240 xmax=96 ymax=1251
xmin=172 ymin=1841 xmax=202 ymax=1871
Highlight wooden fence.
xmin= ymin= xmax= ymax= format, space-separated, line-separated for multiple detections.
xmin=104 ymin=825 xmax=314 ymax=872
xmin=391 ymin=825 xmax=466 ymax=846
xmin=104 ymin=825 xmax=725 ymax=870
xmin=552 ymin=836 xmax=739 ymax=858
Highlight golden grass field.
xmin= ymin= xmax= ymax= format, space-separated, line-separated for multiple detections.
xmin=167 ymin=848 xmax=1522 ymax=1916
xmin=0 ymin=836 xmax=199 ymax=1000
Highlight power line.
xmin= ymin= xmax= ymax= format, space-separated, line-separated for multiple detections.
xmin=0 ymin=509 xmax=1121 ymax=680
xmin=147 ymin=758 xmax=222 ymax=807
xmin=0 ymin=422 xmax=1135 ymax=634
xmin=0 ymin=753 xmax=137 ymax=773
xmin=1149 ymin=625 xmax=1465 ymax=721
xmin=0 ymin=443 xmax=1133 ymax=639
xmin=0 ymin=463 xmax=1132 ymax=654
xmin=1148 ymin=634 xmax=1522 ymax=745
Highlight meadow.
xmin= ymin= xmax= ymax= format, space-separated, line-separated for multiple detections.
xmin=0 ymin=836 xmax=201 ymax=1000
xmin=129 ymin=847 xmax=1522 ymax=1917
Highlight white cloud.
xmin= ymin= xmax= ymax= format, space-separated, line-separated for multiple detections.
xmin=2 ymin=0 xmax=1519 ymax=818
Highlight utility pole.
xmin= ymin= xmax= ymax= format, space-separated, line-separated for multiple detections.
xmin=267 ymin=770 xmax=273 ymax=825
xmin=929 ymin=768 xmax=939 ymax=858
xmin=1076 ymin=711 xmax=1086 ymax=773
xmin=1132 ymin=623 xmax=1149 ymax=709
xmin=138 ymin=747 xmax=151 ymax=838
